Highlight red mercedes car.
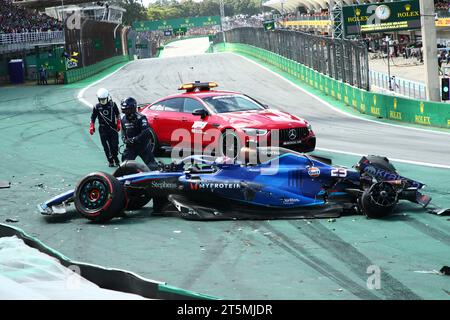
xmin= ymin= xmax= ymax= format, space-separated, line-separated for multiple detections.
xmin=140 ymin=82 xmax=316 ymax=156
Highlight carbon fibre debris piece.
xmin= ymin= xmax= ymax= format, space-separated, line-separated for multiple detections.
xmin=440 ymin=266 xmax=450 ymax=276
xmin=0 ymin=180 xmax=10 ymax=189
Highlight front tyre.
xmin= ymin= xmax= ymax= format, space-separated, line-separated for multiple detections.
xmin=149 ymin=127 xmax=162 ymax=156
xmin=219 ymin=129 xmax=241 ymax=159
xmin=74 ymin=172 xmax=125 ymax=222
xmin=360 ymin=182 xmax=397 ymax=218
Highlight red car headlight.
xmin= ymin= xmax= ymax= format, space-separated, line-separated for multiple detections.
xmin=242 ymin=128 xmax=268 ymax=136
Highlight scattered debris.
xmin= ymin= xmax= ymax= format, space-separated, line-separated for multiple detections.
xmin=0 ymin=181 xmax=11 ymax=189
xmin=76 ymin=228 xmax=82 ymax=233
xmin=114 ymin=227 xmax=119 ymax=230
xmin=34 ymin=183 xmax=44 ymax=189
xmin=327 ymin=218 xmax=336 ymax=223
xmin=243 ymin=240 xmax=253 ymax=247
xmin=5 ymin=218 xmax=19 ymax=223
xmin=173 ymin=230 xmax=181 ymax=234
xmin=440 ymin=266 xmax=450 ymax=276
xmin=336 ymin=288 xmax=343 ymax=292
xmin=413 ymin=270 xmax=441 ymax=275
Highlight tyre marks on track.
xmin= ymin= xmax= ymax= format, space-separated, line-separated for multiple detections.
xmin=178 ymin=221 xmax=255 ymax=298
xmin=249 ymin=221 xmax=381 ymax=300
xmin=178 ymin=223 xmax=230 ymax=290
xmin=400 ymin=216 xmax=450 ymax=246
xmin=288 ymin=220 xmax=422 ymax=300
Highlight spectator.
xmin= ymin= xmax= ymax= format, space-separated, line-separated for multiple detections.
xmin=0 ymin=0 xmax=63 ymax=34
xmin=39 ymin=65 xmax=48 ymax=85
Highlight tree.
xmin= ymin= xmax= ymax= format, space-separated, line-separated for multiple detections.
xmin=115 ymin=0 xmax=147 ymax=26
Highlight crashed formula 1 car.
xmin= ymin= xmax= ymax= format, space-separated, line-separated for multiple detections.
xmin=38 ymin=147 xmax=446 ymax=222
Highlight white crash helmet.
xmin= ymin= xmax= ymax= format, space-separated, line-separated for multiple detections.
xmin=96 ymin=88 xmax=110 ymax=105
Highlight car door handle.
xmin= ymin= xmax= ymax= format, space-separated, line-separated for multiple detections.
xmin=153 ymin=116 xmax=159 ymax=120
xmin=181 ymin=117 xmax=188 ymax=122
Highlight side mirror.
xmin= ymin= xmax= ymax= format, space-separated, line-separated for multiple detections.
xmin=192 ymin=109 xmax=209 ymax=119
xmin=263 ymin=104 xmax=269 ymax=109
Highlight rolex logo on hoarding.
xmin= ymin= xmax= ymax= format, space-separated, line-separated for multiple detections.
xmin=405 ymin=4 xmax=411 ymax=12
xmin=355 ymin=8 xmax=361 ymax=16
xmin=420 ymin=102 xmax=424 ymax=114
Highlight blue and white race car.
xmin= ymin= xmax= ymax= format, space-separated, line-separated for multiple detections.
xmin=38 ymin=147 xmax=445 ymax=222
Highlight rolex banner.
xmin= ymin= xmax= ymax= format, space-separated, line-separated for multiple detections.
xmin=343 ymin=0 xmax=421 ymax=36
xmin=133 ymin=16 xmax=220 ymax=32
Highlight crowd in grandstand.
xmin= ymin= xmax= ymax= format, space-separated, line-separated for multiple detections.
xmin=222 ymin=14 xmax=271 ymax=31
xmin=0 ymin=0 xmax=63 ymax=34
xmin=435 ymin=1 xmax=450 ymax=11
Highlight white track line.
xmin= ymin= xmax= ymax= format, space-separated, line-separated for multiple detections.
xmin=230 ymin=52 xmax=450 ymax=137
xmin=77 ymin=61 xmax=132 ymax=108
xmin=316 ymin=147 xmax=450 ymax=169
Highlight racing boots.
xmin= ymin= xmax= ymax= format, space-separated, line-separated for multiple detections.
xmin=113 ymin=157 xmax=120 ymax=167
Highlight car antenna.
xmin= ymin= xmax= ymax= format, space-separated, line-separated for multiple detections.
xmin=302 ymin=152 xmax=315 ymax=167
xmin=177 ymin=72 xmax=184 ymax=85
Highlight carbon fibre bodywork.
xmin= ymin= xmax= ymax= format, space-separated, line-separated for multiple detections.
xmin=38 ymin=148 xmax=438 ymax=221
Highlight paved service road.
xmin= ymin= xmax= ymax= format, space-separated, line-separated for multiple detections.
xmin=84 ymin=53 xmax=450 ymax=167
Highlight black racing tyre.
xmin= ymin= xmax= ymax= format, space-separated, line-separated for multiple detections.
xmin=74 ymin=172 xmax=125 ymax=222
xmin=360 ymin=182 xmax=397 ymax=218
xmin=149 ymin=127 xmax=162 ymax=156
xmin=113 ymin=160 xmax=152 ymax=210
xmin=113 ymin=160 xmax=150 ymax=177
xmin=219 ymin=129 xmax=241 ymax=159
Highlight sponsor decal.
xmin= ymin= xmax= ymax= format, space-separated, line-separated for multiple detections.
xmin=331 ymin=168 xmax=347 ymax=178
xmin=389 ymin=110 xmax=402 ymax=120
xmin=370 ymin=106 xmax=380 ymax=116
xmin=415 ymin=115 xmax=431 ymax=125
xmin=364 ymin=165 xmax=377 ymax=176
xmin=363 ymin=165 xmax=422 ymax=187
xmin=151 ymin=181 xmax=177 ymax=189
xmin=191 ymin=121 xmax=208 ymax=134
xmin=307 ymin=166 xmax=320 ymax=178
xmin=282 ymin=198 xmax=300 ymax=205
xmin=189 ymin=182 xmax=241 ymax=190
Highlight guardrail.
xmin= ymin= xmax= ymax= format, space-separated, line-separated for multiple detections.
xmin=369 ymin=70 xmax=426 ymax=100
xmin=64 ymin=55 xmax=130 ymax=84
xmin=0 ymin=31 xmax=64 ymax=45
xmin=214 ymin=42 xmax=450 ymax=129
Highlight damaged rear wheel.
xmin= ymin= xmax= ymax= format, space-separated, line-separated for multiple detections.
xmin=360 ymin=182 xmax=398 ymax=218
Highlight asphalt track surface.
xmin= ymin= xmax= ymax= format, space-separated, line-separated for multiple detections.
xmin=1 ymin=40 xmax=449 ymax=299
